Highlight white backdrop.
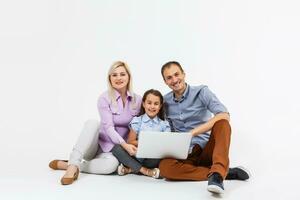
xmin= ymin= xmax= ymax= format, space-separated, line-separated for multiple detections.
xmin=0 ymin=0 xmax=300 ymax=199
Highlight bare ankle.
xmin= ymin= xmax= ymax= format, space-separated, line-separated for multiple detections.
xmin=123 ymin=166 xmax=132 ymax=174
xmin=64 ymin=165 xmax=78 ymax=176
xmin=140 ymin=167 xmax=152 ymax=176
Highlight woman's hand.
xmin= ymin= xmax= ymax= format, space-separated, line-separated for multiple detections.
xmin=121 ymin=143 xmax=137 ymax=156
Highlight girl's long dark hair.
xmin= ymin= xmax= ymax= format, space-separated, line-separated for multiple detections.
xmin=139 ymin=89 xmax=166 ymax=120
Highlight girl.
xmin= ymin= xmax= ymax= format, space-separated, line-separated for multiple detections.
xmin=111 ymin=89 xmax=170 ymax=178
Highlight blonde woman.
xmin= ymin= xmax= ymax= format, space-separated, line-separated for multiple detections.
xmin=49 ymin=61 xmax=142 ymax=185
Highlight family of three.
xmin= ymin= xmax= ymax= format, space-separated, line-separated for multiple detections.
xmin=49 ymin=61 xmax=250 ymax=194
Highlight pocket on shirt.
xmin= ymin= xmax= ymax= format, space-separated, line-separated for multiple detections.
xmin=109 ymin=105 xmax=120 ymax=115
xmin=111 ymin=111 xmax=120 ymax=115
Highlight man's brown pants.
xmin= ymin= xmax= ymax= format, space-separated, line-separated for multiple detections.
xmin=159 ymin=119 xmax=231 ymax=180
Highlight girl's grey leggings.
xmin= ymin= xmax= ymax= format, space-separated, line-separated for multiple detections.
xmin=111 ymin=144 xmax=160 ymax=173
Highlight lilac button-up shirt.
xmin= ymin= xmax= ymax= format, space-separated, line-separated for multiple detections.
xmin=97 ymin=90 xmax=142 ymax=152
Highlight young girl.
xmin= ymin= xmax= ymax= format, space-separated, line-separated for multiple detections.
xmin=111 ymin=89 xmax=170 ymax=178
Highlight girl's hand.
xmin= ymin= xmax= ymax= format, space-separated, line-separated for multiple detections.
xmin=121 ymin=143 xmax=137 ymax=156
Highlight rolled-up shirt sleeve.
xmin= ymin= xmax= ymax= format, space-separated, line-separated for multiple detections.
xmin=200 ymin=86 xmax=228 ymax=115
xmin=97 ymin=96 xmax=125 ymax=144
xmin=129 ymin=116 xmax=141 ymax=134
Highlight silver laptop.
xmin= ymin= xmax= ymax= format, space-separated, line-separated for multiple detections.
xmin=136 ymin=131 xmax=192 ymax=159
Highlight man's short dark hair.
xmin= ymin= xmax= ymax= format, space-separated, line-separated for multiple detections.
xmin=161 ymin=61 xmax=184 ymax=80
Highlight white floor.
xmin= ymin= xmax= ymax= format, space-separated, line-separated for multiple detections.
xmin=0 ymin=139 xmax=298 ymax=200
xmin=0 ymin=159 xmax=250 ymax=200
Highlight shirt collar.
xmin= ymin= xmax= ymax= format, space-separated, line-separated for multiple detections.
xmin=172 ymin=84 xmax=189 ymax=103
xmin=113 ymin=89 xmax=132 ymax=101
xmin=141 ymin=114 xmax=160 ymax=124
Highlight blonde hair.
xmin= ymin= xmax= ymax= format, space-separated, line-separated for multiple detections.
xmin=107 ymin=61 xmax=137 ymax=109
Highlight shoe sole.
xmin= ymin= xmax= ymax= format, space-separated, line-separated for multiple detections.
xmin=235 ymin=166 xmax=251 ymax=180
xmin=207 ymin=185 xmax=224 ymax=194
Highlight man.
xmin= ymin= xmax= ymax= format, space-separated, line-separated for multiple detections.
xmin=159 ymin=61 xmax=250 ymax=194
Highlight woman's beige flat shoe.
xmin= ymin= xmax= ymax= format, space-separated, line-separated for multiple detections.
xmin=61 ymin=168 xmax=79 ymax=185
xmin=49 ymin=160 xmax=68 ymax=170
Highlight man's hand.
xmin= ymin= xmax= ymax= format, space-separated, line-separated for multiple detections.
xmin=190 ymin=112 xmax=230 ymax=136
xmin=121 ymin=143 xmax=137 ymax=156
xmin=189 ymin=131 xmax=195 ymax=137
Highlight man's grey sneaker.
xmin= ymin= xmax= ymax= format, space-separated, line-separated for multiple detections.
xmin=207 ymin=173 xmax=224 ymax=194
xmin=225 ymin=166 xmax=250 ymax=180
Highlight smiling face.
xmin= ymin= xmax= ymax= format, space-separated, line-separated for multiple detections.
xmin=162 ymin=64 xmax=186 ymax=96
xmin=142 ymin=93 xmax=162 ymax=119
xmin=109 ymin=66 xmax=129 ymax=92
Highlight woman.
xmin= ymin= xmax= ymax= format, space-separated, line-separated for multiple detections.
xmin=49 ymin=61 xmax=142 ymax=185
